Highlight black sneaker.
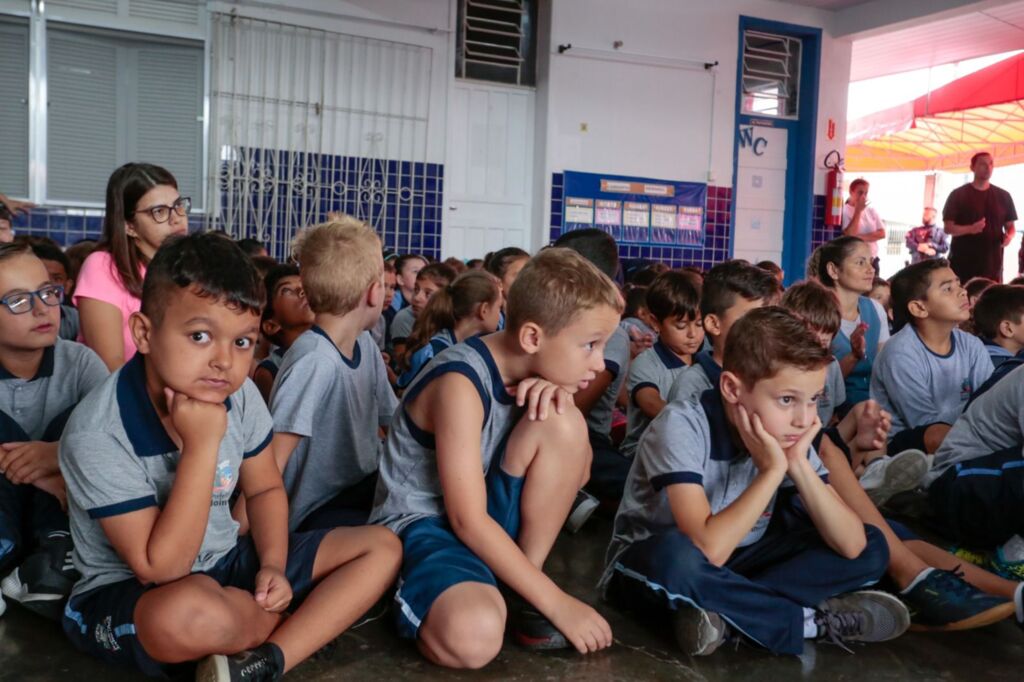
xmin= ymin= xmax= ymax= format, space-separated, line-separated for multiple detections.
xmin=903 ymin=568 xmax=1014 ymax=631
xmin=0 ymin=531 xmax=78 ymax=621
xmin=510 ymin=604 xmax=570 ymax=650
xmin=196 ymin=643 xmax=283 ymax=682
xmin=672 ymin=604 xmax=728 ymax=656
xmin=815 ymin=590 xmax=910 ymax=648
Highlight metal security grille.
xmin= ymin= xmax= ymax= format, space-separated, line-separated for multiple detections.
xmin=741 ymin=30 xmax=800 ymax=118
xmin=207 ymin=12 xmax=438 ymax=260
xmin=456 ymin=0 xmax=535 ymax=86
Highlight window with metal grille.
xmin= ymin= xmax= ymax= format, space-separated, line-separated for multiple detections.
xmin=741 ymin=30 xmax=800 ymax=118
xmin=456 ymin=0 xmax=536 ymax=86
xmin=0 ymin=15 xmax=29 ymax=198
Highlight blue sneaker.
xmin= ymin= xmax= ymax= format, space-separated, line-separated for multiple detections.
xmin=902 ymin=569 xmax=1014 ymax=631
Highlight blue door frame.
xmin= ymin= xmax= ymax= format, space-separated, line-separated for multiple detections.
xmin=732 ymin=16 xmax=822 ymax=285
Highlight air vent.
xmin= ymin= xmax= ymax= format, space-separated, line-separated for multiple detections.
xmin=47 ymin=0 xmax=118 ymax=14
xmin=457 ymin=0 xmax=536 ymax=86
xmin=129 ymin=0 xmax=201 ymax=25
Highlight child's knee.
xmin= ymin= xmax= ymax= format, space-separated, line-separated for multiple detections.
xmin=858 ymin=524 xmax=891 ymax=577
xmin=136 ymin=581 xmax=249 ymax=655
xmin=421 ymin=589 xmax=506 ymax=669
xmin=370 ymin=526 xmax=403 ymax=569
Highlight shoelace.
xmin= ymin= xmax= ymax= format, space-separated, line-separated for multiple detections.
xmin=238 ymin=654 xmax=274 ymax=681
xmin=926 ymin=567 xmax=975 ymax=599
xmin=814 ymin=610 xmax=864 ymax=653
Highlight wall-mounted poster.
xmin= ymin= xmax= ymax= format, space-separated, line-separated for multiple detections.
xmin=561 ymin=170 xmax=707 ymax=246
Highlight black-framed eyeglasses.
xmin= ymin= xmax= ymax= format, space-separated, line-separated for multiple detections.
xmin=134 ymin=197 xmax=191 ymax=224
xmin=0 ymin=285 xmax=64 ymax=315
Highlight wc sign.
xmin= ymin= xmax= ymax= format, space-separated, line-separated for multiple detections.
xmin=738 ymin=126 xmax=768 ymax=156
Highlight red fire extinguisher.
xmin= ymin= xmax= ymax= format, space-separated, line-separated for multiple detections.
xmin=824 ymin=150 xmax=843 ymax=227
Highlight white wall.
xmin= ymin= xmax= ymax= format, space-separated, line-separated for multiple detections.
xmin=535 ymin=0 xmax=855 ymax=247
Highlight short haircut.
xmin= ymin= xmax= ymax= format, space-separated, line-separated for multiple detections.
xmin=889 ymin=258 xmax=950 ymax=331
xmin=629 ymin=263 xmax=668 ymax=287
xmin=236 ymin=237 xmax=266 ymax=257
xmin=817 ymin=236 xmax=867 ymax=287
xmin=443 ymin=256 xmax=468 ymax=275
xmin=553 ymin=228 xmax=620 ymax=280
xmin=623 ymin=286 xmax=649 ymax=318
xmin=384 ymin=259 xmax=396 ymax=274
xmin=506 ymin=248 xmax=622 ymax=335
xmin=262 ymin=263 xmax=301 ymax=322
xmin=466 ymin=258 xmax=484 ymax=270
xmin=780 ymin=280 xmax=841 ymax=338
xmin=395 ymin=253 xmax=428 ymax=276
xmin=973 ymin=285 xmax=1024 ymax=339
xmin=701 ymin=259 xmax=782 ymax=319
xmin=756 ymin=260 xmax=783 ymax=278
xmin=29 ymin=241 xmax=71 ymax=276
xmin=871 ymin=276 xmax=890 ymax=290
xmin=970 ymin=151 xmax=993 ymax=168
xmin=292 ymin=215 xmax=382 ymax=315
xmin=849 ymin=178 xmax=869 ymax=193
xmin=646 ymin=271 xmax=700 ymax=322
xmin=417 ymin=262 xmax=458 ymax=288
xmin=141 ymin=233 xmax=264 ymax=325
xmin=965 ymin=276 xmax=997 ymax=300
xmin=65 ymin=239 xmax=98 ymax=281
xmin=724 ymin=306 xmax=832 ymax=387
xmin=0 ymin=241 xmax=32 ymax=267
xmin=484 ymin=247 xmax=530 ymax=280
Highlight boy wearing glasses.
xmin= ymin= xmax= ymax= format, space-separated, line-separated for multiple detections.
xmin=0 ymin=243 xmax=107 ymax=620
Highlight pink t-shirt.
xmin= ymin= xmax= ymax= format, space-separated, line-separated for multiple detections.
xmin=74 ymin=250 xmax=145 ymax=362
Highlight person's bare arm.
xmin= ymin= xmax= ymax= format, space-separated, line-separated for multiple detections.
xmin=573 ymin=370 xmax=613 ymax=417
xmin=253 ymin=366 xmax=275 ymax=405
xmin=1003 ymin=221 xmax=1016 ymax=248
xmin=97 ymin=390 xmax=227 ymax=584
xmin=944 ymin=217 xmax=986 ymax=237
xmin=270 ymin=432 xmax=302 ymax=472
xmin=77 ymin=297 xmax=126 ymax=371
xmin=633 ymin=386 xmax=666 ymax=420
xmin=842 ymin=207 xmax=863 ymax=239
xmin=239 ymin=446 xmax=292 ymax=612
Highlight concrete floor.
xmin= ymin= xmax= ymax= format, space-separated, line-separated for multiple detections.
xmin=2 ymin=515 xmax=1023 ymax=681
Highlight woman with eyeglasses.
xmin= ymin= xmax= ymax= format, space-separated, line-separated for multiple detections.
xmin=75 ymin=163 xmax=190 ymax=370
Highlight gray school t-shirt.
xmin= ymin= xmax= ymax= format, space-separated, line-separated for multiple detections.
xmin=602 ymin=391 xmax=829 ymax=591
xmin=389 ymin=307 xmax=416 ymax=343
xmin=621 ymin=342 xmax=691 ymax=457
xmin=59 ymin=356 xmax=274 ymax=597
xmin=272 ymin=327 xmax=399 ymax=531
xmin=370 ymin=336 xmax=522 ymax=535
xmin=818 ymin=359 xmax=845 ymax=425
xmin=0 ymin=340 xmax=107 ymax=442
xmin=926 ymin=363 xmax=1024 ymax=487
xmin=666 ymin=351 xmax=720 ymax=405
xmin=586 ymin=326 xmax=630 ymax=438
xmin=870 ymin=325 xmax=992 ymax=440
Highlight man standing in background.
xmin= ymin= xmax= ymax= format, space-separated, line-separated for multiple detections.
xmin=943 ymin=152 xmax=1016 ymax=282
xmin=905 ymin=207 xmax=949 ymax=265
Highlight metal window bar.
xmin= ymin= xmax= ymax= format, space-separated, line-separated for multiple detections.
xmin=207 ymin=13 xmax=434 ymax=260
xmin=741 ymin=30 xmax=800 ymax=118
xmin=459 ymin=0 xmax=526 ymax=85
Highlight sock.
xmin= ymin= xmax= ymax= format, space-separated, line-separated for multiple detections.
xmin=1015 ymin=582 xmax=1024 ymax=623
xmin=1001 ymin=534 xmax=1024 ymax=562
xmin=802 ymin=607 xmax=818 ymax=638
xmin=899 ymin=567 xmax=934 ymax=595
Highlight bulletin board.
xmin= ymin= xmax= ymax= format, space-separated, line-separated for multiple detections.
xmin=561 ymin=170 xmax=707 ymax=247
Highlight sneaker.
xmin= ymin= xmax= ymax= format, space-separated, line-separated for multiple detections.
xmin=510 ymin=604 xmax=570 ymax=651
xmin=859 ymin=449 xmax=929 ymax=507
xmin=992 ymin=543 xmax=1024 ymax=582
xmin=1014 ymin=582 xmax=1024 ymax=630
xmin=564 ymin=490 xmax=601 ymax=534
xmin=948 ymin=545 xmax=992 ymax=570
xmin=672 ymin=604 xmax=728 ymax=656
xmin=196 ymin=644 xmax=283 ymax=682
xmin=815 ymin=590 xmax=910 ymax=646
xmin=902 ymin=568 xmax=1014 ymax=631
xmin=0 ymin=531 xmax=78 ymax=621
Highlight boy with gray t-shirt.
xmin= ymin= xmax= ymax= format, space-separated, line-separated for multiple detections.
xmin=0 ymin=245 xmax=108 ymax=620
xmin=872 ymin=260 xmax=992 ymax=455
xmin=603 ymin=307 xmax=905 ymax=657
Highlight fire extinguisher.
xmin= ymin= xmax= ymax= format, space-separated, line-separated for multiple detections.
xmin=824 ymin=150 xmax=844 ymax=227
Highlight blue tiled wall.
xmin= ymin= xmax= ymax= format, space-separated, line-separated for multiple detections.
xmin=810 ymin=194 xmax=841 ymax=254
xmin=12 ymin=149 xmax=444 ymax=263
xmin=549 ymin=172 xmax=733 ymax=270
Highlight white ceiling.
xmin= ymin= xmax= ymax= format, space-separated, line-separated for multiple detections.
xmin=851 ymin=1 xmax=1024 ymax=80
xmin=775 ymin=0 xmax=871 ymax=9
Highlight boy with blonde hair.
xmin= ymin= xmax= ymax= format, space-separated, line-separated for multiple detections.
xmin=269 ymin=215 xmax=399 ymax=530
xmin=372 ymin=248 xmax=620 ymax=668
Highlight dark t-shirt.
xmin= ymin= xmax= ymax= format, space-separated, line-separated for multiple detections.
xmin=942 ymin=183 xmax=1017 ymax=282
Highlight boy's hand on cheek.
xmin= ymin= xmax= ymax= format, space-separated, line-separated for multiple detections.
xmin=164 ymin=387 xmax=228 ymax=451
xmin=0 ymin=441 xmax=60 ymax=484
xmin=254 ymin=566 xmax=293 ymax=613
xmin=511 ymin=378 xmax=571 ymax=421
xmin=735 ymin=405 xmax=786 ymax=475
xmin=783 ymin=416 xmax=821 ymax=467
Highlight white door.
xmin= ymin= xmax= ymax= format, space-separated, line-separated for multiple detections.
xmin=443 ymin=82 xmax=534 ymax=259
xmin=733 ymin=124 xmax=788 ymax=266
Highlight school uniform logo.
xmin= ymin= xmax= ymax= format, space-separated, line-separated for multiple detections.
xmin=212 ymin=459 xmax=234 ymax=494
xmin=94 ymin=616 xmax=121 ymax=652
xmin=960 ymin=379 xmax=973 ymax=402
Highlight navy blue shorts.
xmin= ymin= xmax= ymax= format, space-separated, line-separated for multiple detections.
xmin=393 ymin=462 xmax=524 ymax=639
xmin=62 ymin=530 xmax=329 ymax=678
